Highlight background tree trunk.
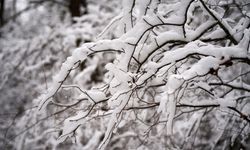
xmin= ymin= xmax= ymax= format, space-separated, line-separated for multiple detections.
xmin=69 ymin=0 xmax=87 ymax=19
xmin=0 ymin=0 xmax=4 ymax=26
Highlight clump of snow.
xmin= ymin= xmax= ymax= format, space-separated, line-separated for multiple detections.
xmin=217 ymin=98 xmax=236 ymax=109
xmin=87 ymin=89 xmax=107 ymax=103
xmin=57 ymin=111 xmax=87 ymax=143
xmin=167 ymin=75 xmax=184 ymax=94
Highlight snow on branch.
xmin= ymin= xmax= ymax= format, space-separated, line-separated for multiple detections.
xmin=34 ymin=0 xmax=250 ymax=149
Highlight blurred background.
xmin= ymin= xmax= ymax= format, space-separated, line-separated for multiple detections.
xmin=0 ymin=0 xmax=119 ymax=149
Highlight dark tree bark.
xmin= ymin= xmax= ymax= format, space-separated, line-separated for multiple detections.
xmin=69 ymin=0 xmax=87 ymax=19
xmin=0 ymin=0 xmax=4 ymax=26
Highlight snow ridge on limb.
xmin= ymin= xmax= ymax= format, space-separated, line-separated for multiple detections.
xmin=37 ymin=46 xmax=90 ymax=111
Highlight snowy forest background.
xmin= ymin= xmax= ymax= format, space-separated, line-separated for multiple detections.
xmin=0 ymin=0 xmax=250 ymax=149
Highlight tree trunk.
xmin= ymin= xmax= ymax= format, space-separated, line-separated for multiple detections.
xmin=0 ymin=0 xmax=4 ymax=26
xmin=69 ymin=0 xmax=87 ymax=20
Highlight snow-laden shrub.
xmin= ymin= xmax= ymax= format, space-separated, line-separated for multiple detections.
xmin=12 ymin=0 xmax=250 ymax=149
